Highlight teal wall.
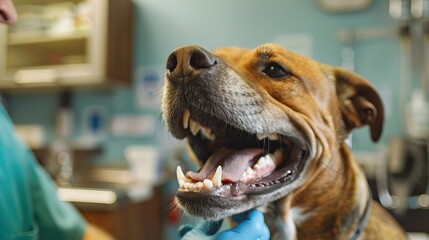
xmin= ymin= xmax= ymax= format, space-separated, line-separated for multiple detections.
xmin=7 ymin=0 xmax=402 ymax=163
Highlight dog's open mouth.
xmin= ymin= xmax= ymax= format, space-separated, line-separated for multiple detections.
xmin=175 ymin=108 xmax=308 ymax=198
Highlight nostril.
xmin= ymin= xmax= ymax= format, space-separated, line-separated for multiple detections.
xmin=166 ymin=53 xmax=178 ymax=73
xmin=189 ymin=51 xmax=217 ymax=69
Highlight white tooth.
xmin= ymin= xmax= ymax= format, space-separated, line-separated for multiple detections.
xmin=189 ymin=119 xmax=202 ymax=136
xmin=196 ymin=182 xmax=203 ymax=189
xmin=265 ymin=154 xmax=274 ymax=163
xmin=264 ymin=156 xmax=271 ymax=164
xmin=241 ymin=167 xmax=252 ymax=182
xmin=212 ymin=166 xmax=223 ymax=187
xmin=203 ymin=179 xmax=214 ymax=189
xmin=255 ymin=156 xmax=267 ymax=169
xmin=176 ymin=166 xmax=191 ymax=186
xmin=268 ymin=134 xmax=279 ymax=141
xmin=256 ymin=133 xmax=278 ymax=141
xmin=183 ymin=109 xmax=191 ymax=129
xmin=257 ymin=134 xmax=268 ymax=140
xmin=265 ymin=154 xmax=275 ymax=166
xmin=184 ymin=182 xmax=190 ymax=189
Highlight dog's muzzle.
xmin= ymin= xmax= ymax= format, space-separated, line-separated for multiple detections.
xmin=161 ymin=45 xmax=310 ymax=220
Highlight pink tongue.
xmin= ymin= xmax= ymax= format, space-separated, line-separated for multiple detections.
xmin=186 ymin=148 xmax=263 ymax=183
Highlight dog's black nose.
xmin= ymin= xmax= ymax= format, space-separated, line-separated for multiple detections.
xmin=166 ymin=45 xmax=217 ymax=82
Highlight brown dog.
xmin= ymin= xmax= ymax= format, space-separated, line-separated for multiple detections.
xmin=161 ymin=44 xmax=407 ymax=239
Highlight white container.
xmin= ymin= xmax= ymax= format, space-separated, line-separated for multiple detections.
xmin=124 ymin=145 xmax=161 ymax=184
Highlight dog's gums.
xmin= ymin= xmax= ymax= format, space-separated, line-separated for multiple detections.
xmin=175 ymin=107 xmax=306 ymax=197
xmin=160 ymin=44 xmax=317 ymax=220
xmin=162 ymin=44 xmax=407 ymax=239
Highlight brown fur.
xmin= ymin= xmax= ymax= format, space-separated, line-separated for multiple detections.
xmin=162 ymin=44 xmax=407 ymax=239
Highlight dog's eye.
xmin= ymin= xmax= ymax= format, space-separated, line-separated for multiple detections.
xmin=262 ymin=62 xmax=290 ymax=79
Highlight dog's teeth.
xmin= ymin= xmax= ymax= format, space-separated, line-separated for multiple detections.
xmin=256 ymin=133 xmax=279 ymax=141
xmin=254 ymin=156 xmax=267 ymax=170
xmin=240 ymin=167 xmax=257 ymax=183
xmin=212 ymin=166 xmax=223 ymax=187
xmin=183 ymin=182 xmax=190 ymax=189
xmin=273 ymin=149 xmax=283 ymax=165
xmin=189 ymin=119 xmax=201 ymax=136
xmin=265 ymin=154 xmax=275 ymax=166
xmin=257 ymin=134 xmax=268 ymax=140
xmin=183 ymin=108 xmax=191 ymax=129
xmin=203 ymin=179 xmax=214 ymax=189
xmin=267 ymin=134 xmax=279 ymax=141
xmin=201 ymin=127 xmax=215 ymax=140
xmin=176 ymin=166 xmax=191 ymax=187
xmin=196 ymin=182 xmax=203 ymax=189
xmin=246 ymin=167 xmax=255 ymax=175
xmin=254 ymin=154 xmax=276 ymax=171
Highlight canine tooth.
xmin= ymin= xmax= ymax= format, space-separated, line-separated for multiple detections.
xmin=212 ymin=166 xmax=223 ymax=187
xmin=203 ymin=179 xmax=214 ymax=189
xmin=189 ymin=119 xmax=201 ymax=136
xmin=183 ymin=109 xmax=191 ymax=129
xmin=176 ymin=166 xmax=191 ymax=186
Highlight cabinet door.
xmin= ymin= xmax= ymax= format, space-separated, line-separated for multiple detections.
xmin=0 ymin=0 xmax=132 ymax=89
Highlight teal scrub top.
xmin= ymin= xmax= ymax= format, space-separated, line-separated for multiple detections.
xmin=0 ymin=105 xmax=86 ymax=240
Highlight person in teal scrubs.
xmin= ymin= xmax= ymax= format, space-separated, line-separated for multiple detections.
xmin=0 ymin=2 xmax=111 ymax=239
xmin=0 ymin=106 xmax=89 ymax=240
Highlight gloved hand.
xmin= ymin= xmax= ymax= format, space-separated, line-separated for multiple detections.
xmin=178 ymin=209 xmax=270 ymax=240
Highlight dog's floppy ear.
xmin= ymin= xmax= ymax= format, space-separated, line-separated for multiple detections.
xmin=332 ymin=67 xmax=384 ymax=142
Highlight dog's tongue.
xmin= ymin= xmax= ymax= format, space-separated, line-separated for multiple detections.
xmin=186 ymin=148 xmax=263 ymax=182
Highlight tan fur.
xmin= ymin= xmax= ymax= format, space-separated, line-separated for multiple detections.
xmin=163 ymin=43 xmax=407 ymax=239
xmin=216 ymin=45 xmax=406 ymax=239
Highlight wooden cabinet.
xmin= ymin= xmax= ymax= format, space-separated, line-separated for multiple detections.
xmin=0 ymin=0 xmax=133 ymax=89
xmin=77 ymin=186 xmax=164 ymax=240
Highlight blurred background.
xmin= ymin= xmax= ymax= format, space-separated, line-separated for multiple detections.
xmin=0 ymin=0 xmax=428 ymax=239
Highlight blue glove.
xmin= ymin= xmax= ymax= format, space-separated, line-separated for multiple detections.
xmin=179 ymin=209 xmax=270 ymax=240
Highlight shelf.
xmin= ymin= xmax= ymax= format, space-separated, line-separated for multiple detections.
xmin=0 ymin=0 xmax=133 ymax=89
xmin=7 ymin=30 xmax=89 ymax=46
